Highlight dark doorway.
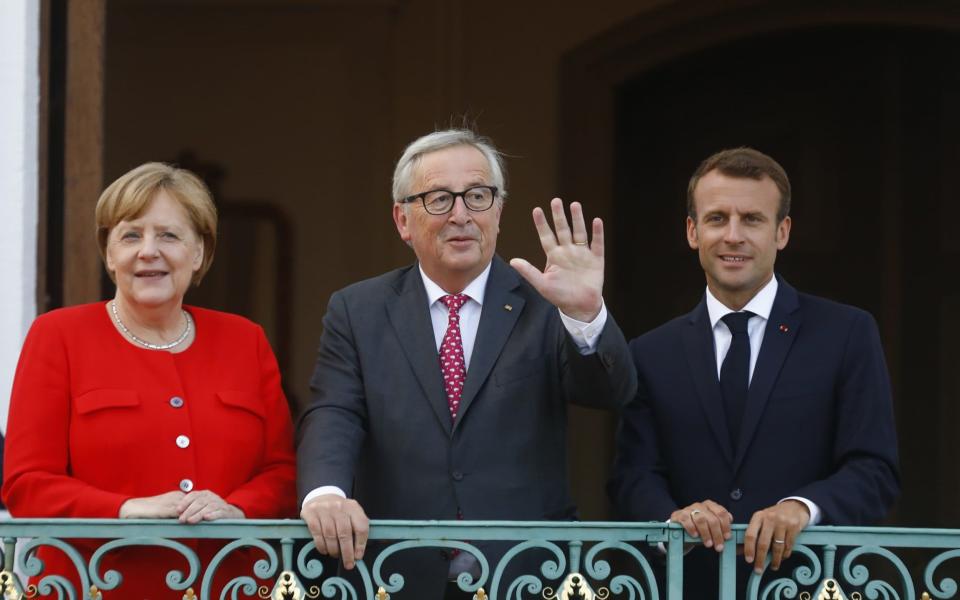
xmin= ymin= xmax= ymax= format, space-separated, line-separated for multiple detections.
xmin=611 ymin=26 xmax=960 ymax=527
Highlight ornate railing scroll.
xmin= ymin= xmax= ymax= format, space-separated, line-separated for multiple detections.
xmin=0 ymin=521 xmax=958 ymax=599
xmin=734 ymin=526 xmax=960 ymax=600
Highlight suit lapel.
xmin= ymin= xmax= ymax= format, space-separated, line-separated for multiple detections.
xmin=733 ymin=278 xmax=802 ymax=472
xmin=385 ymin=266 xmax=452 ymax=435
xmin=681 ymin=299 xmax=735 ymax=466
xmin=454 ymin=258 xmax=524 ymax=431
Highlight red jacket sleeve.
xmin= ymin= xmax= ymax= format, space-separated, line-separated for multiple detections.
xmin=2 ymin=315 xmax=132 ymax=517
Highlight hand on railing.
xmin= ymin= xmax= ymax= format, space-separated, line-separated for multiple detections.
xmin=176 ymin=490 xmax=244 ymax=523
xmin=671 ymin=499 xmax=734 ymax=552
xmin=743 ymin=499 xmax=810 ymax=573
xmin=118 ymin=491 xmax=185 ymax=519
xmin=300 ymin=493 xmax=369 ymax=569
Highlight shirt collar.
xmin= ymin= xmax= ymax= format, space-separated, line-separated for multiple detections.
xmin=705 ymin=275 xmax=778 ymax=329
xmin=419 ymin=262 xmax=491 ymax=307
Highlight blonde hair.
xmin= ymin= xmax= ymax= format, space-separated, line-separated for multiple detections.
xmin=95 ymin=162 xmax=217 ymax=285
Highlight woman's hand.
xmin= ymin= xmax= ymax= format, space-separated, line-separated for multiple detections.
xmin=176 ymin=490 xmax=245 ymax=523
xmin=118 ymin=491 xmax=186 ymax=518
xmin=118 ymin=489 xmax=244 ymax=522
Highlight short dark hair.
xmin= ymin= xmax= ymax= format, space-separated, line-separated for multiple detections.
xmin=686 ymin=147 xmax=791 ymax=222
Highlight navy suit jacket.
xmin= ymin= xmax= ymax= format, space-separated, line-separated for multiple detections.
xmin=609 ymin=278 xmax=899 ymax=594
xmin=298 ymin=256 xmax=635 ymax=599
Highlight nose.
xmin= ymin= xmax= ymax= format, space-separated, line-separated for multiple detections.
xmin=447 ymin=194 xmax=472 ymax=223
xmin=137 ymin=233 xmax=160 ymax=258
xmin=723 ymin=217 xmax=745 ymax=244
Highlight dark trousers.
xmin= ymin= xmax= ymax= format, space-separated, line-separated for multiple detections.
xmin=444 ymin=581 xmax=475 ymax=600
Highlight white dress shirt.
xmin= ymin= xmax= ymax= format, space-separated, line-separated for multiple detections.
xmin=704 ymin=276 xmax=821 ymax=525
xmin=303 ymin=262 xmax=609 ymax=507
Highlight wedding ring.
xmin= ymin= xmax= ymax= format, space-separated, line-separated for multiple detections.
xmin=573 ymin=241 xmax=588 ymax=246
xmin=690 ymin=509 xmax=702 ymax=517
xmin=773 ymin=539 xmax=785 ymax=544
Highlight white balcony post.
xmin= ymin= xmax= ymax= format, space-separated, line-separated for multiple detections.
xmin=0 ymin=0 xmax=40 ymax=436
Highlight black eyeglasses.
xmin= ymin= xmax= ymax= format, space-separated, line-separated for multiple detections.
xmin=398 ymin=186 xmax=499 ymax=215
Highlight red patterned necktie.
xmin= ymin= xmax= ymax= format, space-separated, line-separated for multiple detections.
xmin=439 ymin=293 xmax=469 ymax=421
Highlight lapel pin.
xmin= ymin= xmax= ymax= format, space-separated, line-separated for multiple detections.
xmin=504 ymin=304 xmax=513 ymax=312
xmin=779 ymin=324 xmax=789 ymax=333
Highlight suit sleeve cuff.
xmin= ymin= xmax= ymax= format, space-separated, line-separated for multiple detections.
xmin=779 ymin=496 xmax=821 ymax=525
xmin=559 ymin=301 xmax=608 ymax=354
xmin=302 ymin=485 xmax=347 ymax=510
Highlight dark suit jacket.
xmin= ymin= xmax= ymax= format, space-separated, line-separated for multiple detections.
xmin=609 ymin=278 xmax=900 ymax=597
xmin=297 ymin=256 xmax=636 ymax=599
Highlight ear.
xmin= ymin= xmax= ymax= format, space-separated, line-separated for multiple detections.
xmin=686 ymin=216 xmax=699 ymax=250
xmin=192 ymin=238 xmax=204 ymax=271
xmin=776 ymin=216 xmax=791 ymax=250
xmin=393 ymin=203 xmax=412 ymax=243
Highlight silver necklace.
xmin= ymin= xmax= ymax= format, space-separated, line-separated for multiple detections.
xmin=110 ymin=300 xmax=192 ymax=350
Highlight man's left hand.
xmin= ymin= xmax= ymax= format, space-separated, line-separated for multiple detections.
xmin=743 ymin=500 xmax=810 ymax=573
xmin=510 ymin=198 xmax=604 ymax=321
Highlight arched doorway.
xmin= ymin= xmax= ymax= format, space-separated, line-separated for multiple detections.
xmin=561 ymin=3 xmax=960 ymax=526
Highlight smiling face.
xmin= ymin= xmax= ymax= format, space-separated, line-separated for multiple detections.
xmin=106 ymin=190 xmax=204 ymax=312
xmin=393 ymin=144 xmax=502 ymax=292
xmin=687 ymin=170 xmax=791 ymax=310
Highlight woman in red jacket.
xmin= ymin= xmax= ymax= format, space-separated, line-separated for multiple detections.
xmin=2 ymin=162 xmax=297 ymax=598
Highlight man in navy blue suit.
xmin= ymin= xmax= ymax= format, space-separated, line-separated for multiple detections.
xmin=609 ymin=148 xmax=900 ymax=596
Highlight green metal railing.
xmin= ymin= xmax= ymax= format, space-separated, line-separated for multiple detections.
xmin=0 ymin=520 xmax=956 ymax=599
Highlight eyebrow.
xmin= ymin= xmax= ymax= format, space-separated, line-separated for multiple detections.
xmin=116 ymin=221 xmax=187 ymax=231
xmin=425 ymin=180 xmax=490 ymax=191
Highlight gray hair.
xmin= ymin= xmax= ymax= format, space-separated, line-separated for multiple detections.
xmin=391 ymin=129 xmax=508 ymax=203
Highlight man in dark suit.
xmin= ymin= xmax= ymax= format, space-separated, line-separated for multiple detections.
xmin=609 ymin=148 xmax=900 ymax=597
xmin=297 ymin=129 xmax=635 ymax=599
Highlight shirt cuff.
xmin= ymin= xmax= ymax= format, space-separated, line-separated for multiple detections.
xmin=779 ymin=496 xmax=821 ymax=526
xmin=657 ymin=518 xmax=670 ymax=554
xmin=658 ymin=518 xmax=696 ymax=555
xmin=558 ymin=301 xmax=608 ymax=354
xmin=302 ymin=485 xmax=347 ymax=510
